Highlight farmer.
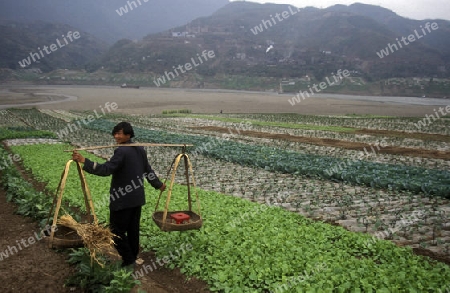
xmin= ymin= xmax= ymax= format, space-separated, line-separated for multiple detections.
xmin=72 ymin=121 xmax=166 ymax=268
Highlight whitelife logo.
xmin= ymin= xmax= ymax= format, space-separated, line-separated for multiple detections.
xmin=153 ymin=50 xmax=215 ymax=87
xmin=413 ymin=105 xmax=450 ymax=130
xmin=18 ymin=31 xmax=81 ymax=68
xmin=0 ymin=153 xmax=21 ymax=170
xmin=250 ymin=5 xmax=301 ymax=35
xmin=376 ymin=22 xmax=438 ymax=58
xmin=116 ymin=0 xmax=149 ymax=16
xmin=0 ymin=225 xmax=54 ymax=261
xmin=324 ymin=139 xmax=388 ymax=177
xmin=55 ymin=102 xmax=118 ymax=139
xmin=288 ymin=69 xmax=350 ymax=106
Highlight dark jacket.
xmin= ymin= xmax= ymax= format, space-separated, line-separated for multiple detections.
xmin=83 ymin=141 xmax=164 ymax=211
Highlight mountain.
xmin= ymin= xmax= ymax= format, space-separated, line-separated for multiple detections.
xmin=94 ymin=2 xmax=450 ymax=80
xmin=0 ymin=21 xmax=108 ymax=72
xmin=327 ymin=3 xmax=450 ymax=55
xmin=0 ymin=0 xmax=229 ymax=43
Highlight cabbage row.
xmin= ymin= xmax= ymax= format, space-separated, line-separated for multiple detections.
xmin=85 ymin=119 xmax=450 ymax=198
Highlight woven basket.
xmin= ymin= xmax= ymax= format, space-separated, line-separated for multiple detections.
xmin=152 ymin=210 xmax=202 ymax=232
xmin=45 ymin=160 xmax=98 ymax=249
xmin=152 ymin=151 xmax=202 ymax=232
xmin=43 ymin=224 xmax=84 ymax=249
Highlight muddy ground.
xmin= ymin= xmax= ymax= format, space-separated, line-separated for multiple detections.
xmin=1 ymin=85 xmax=448 ymax=116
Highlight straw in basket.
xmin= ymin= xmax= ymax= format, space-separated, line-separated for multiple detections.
xmin=44 ymin=160 xmax=116 ymax=266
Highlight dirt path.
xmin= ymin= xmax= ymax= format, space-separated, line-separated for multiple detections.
xmin=0 ymin=141 xmax=210 ymax=292
xmin=0 ymin=189 xmax=81 ymax=293
xmin=0 ymin=185 xmax=210 ymax=293
xmin=134 ymin=251 xmax=210 ymax=293
xmin=192 ymin=126 xmax=450 ymax=160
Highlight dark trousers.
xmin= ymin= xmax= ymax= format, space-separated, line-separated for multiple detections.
xmin=109 ymin=206 xmax=142 ymax=266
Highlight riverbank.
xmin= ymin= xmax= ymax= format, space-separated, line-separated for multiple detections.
xmin=0 ymin=84 xmax=446 ymax=117
xmin=1 ymin=68 xmax=449 ymax=99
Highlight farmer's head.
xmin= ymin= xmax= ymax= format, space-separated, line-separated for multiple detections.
xmin=112 ymin=122 xmax=134 ymax=143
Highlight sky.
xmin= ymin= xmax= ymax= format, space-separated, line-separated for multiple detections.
xmin=230 ymin=0 xmax=450 ymax=20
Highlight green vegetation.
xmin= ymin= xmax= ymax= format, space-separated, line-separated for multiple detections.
xmin=85 ymin=119 xmax=450 ymax=197
xmin=2 ymin=109 xmax=450 ymax=292
xmin=217 ymin=75 xmax=278 ymax=91
xmin=162 ymin=109 xmax=192 ymax=114
xmin=160 ymin=113 xmax=357 ymax=132
xmin=65 ymin=248 xmax=140 ymax=293
xmin=2 ymin=142 xmax=138 ymax=292
xmin=0 ymin=145 xmax=51 ymax=223
xmin=9 ymin=144 xmax=109 ymax=219
xmin=171 ymin=112 xmax=448 ymax=134
xmin=0 ymin=127 xmax=55 ymax=140
xmin=7 ymin=142 xmax=450 ymax=292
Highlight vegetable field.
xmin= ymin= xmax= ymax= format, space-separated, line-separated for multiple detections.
xmin=1 ymin=108 xmax=450 ymax=292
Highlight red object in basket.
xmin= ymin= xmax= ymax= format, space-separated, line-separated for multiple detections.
xmin=170 ymin=213 xmax=190 ymax=224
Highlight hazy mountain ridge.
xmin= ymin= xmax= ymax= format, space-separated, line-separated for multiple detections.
xmin=0 ymin=0 xmax=230 ymax=43
xmin=1 ymin=1 xmax=449 ymax=81
xmin=327 ymin=3 xmax=450 ymax=54
xmin=0 ymin=21 xmax=108 ymax=72
xmin=96 ymin=2 xmax=449 ymax=80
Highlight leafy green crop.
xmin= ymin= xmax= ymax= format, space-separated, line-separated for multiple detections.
xmin=4 ymin=110 xmax=448 ymax=197
xmin=3 ymin=143 xmax=138 ymax=292
xmin=157 ymin=114 xmax=356 ymax=132
xmin=65 ymin=248 xmax=140 ymax=292
xmin=9 ymin=143 xmax=111 ymax=222
xmin=0 ymin=127 xmax=55 ymax=140
xmin=0 ymin=146 xmax=51 ymax=223
xmin=10 ymin=143 xmax=450 ymax=292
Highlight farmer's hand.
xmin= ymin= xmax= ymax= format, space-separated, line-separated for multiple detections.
xmin=72 ymin=151 xmax=85 ymax=163
xmin=159 ymin=183 xmax=166 ymax=192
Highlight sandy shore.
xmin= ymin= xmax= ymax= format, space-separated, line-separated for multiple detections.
xmin=0 ymin=85 xmax=447 ymax=116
